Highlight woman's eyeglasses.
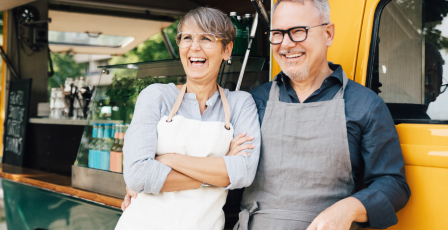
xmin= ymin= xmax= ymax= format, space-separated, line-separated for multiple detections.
xmin=269 ymin=23 xmax=328 ymax=44
xmin=176 ymin=33 xmax=222 ymax=49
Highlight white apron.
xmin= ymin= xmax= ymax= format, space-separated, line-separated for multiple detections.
xmin=116 ymin=84 xmax=234 ymax=230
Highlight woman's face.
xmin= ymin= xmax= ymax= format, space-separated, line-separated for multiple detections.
xmin=179 ymin=24 xmax=232 ymax=83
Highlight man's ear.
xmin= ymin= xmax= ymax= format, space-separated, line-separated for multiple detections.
xmin=325 ymin=23 xmax=335 ymax=47
xmin=223 ymin=41 xmax=234 ymax=60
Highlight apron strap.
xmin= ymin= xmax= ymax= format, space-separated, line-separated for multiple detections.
xmin=166 ymin=84 xmax=232 ymax=130
xmin=332 ymin=71 xmax=349 ymax=100
xmin=233 ymin=201 xmax=259 ymax=230
xmin=166 ymin=84 xmax=187 ymax=123
xmin=268 ymin=76 xmax=281 ymax=102
xmin=218 ymin=85 xmax=232 ymax=130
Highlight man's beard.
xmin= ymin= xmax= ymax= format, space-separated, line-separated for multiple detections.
xmin=278 ymin=49 xmax=310 ymax=82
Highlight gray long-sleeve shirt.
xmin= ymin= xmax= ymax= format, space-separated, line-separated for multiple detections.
xmin=123 ymin=83 xmax=261 ymax=195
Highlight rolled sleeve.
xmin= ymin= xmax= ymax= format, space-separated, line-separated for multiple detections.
xmin=352 ymin=99 xmax=411 ymax=229
xmin=222 ymin=93 xmax=261 ymax=190
xmin=123 ymin=85 xmax=172 ymax=195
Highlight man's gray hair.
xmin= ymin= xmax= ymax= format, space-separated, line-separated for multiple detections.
xmin=273 ymin=0 xmax=331 ymax=23
xmin=177 ymin=7 xmax=235 ymax=49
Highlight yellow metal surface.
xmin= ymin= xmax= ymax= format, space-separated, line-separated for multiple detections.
xmin=382 ymin=124 xmax=448 ymax=230
xmin=354 ymin=0 xmax=448 ymax=226
xmin=0 ymin=11 xmax=7 ymax=156
xmin=270 ymin=0 xmax=448 ymax=229
xmin=270 ymin=0 xmax=367 ymax=80
xmin=354 ymin=0 xmax=380 ymax=85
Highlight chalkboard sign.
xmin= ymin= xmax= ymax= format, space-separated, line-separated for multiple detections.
xmin=3 ymin=79 xmax=32 ymax=166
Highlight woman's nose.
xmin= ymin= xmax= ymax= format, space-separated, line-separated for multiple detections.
xmin=190 ymin=38 xmax=202 ymax=51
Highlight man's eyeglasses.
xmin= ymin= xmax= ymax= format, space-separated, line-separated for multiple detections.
xmin=441 ymin=77 xmax=448 ymax=94
xmin=268 ymin=23 xmax=328 ymax=44
xmin=176 ymin=33 xmax=222 ymax=49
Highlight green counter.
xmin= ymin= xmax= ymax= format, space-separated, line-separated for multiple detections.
xmin=3 ymin=180 xmax=121 ymax=230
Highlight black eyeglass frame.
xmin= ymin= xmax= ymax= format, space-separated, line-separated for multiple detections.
xmin=269 ymin=23 xmax=329 ymax=44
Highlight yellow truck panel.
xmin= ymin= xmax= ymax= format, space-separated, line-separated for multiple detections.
xmin=272 ymin=0 xmax=448 ymax=229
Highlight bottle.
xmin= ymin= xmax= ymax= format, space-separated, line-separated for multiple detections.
xmin=243 ymin=13 xmax=257 ymax=56
xmin=98 ymin=124 xmax=113 ymax=170
xmin=110 ymin=125 xmax=123 ymax=173
xmin=88 ymin=123 xmax=99 ymax=168
xmin=237 ymin=15 xmax=242 ymax=23
xmin=239 ymin=15 xmax=249 ymax=54
xmin=230 ymin=12 xmax=244 ymax=55
xmin=111 ymin=124 xmax=116 ymax=139
xmin=118 ymin=125 xmax=128 ymax=172
xmin=93 ymin=124 xmax=105 ymax=169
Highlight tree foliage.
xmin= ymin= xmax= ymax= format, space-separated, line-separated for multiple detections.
xmin=108 ymin=21 xmax=179 ymax=65
xmin=105 ymin=21 xmax=180 ymax=103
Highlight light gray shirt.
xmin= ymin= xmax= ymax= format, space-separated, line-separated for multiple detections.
xmin=123 ymin=83 xmax=261 ymax=195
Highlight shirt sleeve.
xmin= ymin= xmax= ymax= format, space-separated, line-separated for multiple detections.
xmin=351 ymin=99 xmax=411 ymax=229
xmin=123 ymin=85 xmax=172 ymax=195
xmin=222 ymin=93 xmax=261 ymax=190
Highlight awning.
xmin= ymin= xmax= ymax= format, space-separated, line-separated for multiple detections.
xmin=48 ymin=10 xmax=172 ymax=55
xmin=0 ymin=0 xmax=36 ymax=12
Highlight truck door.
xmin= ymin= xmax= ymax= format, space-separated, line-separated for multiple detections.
xmin=357 ymin=0 xmax=448 ymax=229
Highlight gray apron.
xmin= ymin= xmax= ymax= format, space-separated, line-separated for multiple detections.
xmin=235 ymin=73 xmax=357 ymax=230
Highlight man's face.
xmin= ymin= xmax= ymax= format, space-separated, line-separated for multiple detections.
xmin=272 ymin=1 xmax=334 ymax=82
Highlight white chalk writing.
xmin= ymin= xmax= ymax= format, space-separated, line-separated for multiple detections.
xmin=5 ymin=90 xmax=26 ymax=155
xmin=8 ymin=106 xmax=25 ymax=122
xmin=5 ymin=137 xmax=22 ymax=155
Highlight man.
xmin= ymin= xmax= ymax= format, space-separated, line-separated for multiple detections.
xmin=234 ymin=0 xmax=411 ymax=230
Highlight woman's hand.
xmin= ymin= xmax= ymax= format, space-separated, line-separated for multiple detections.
xmin=227 ymin=132 xmax=255 ymax=157
xmin=121 ymin=186 xmax=138 ymax=211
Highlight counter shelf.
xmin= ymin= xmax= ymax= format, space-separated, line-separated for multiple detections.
xmin=73 ymin=56 xmax=270 ymax=202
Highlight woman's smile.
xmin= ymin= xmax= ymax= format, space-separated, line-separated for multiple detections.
xmin=189 ymin=57 xmax=208 ymax=68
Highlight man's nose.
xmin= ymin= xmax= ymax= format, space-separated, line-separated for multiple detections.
xmin=281 ymin=33 xmax=297 ymax=48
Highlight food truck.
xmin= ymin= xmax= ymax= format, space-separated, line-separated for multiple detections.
xmin=0 ymin=0 xmax=446 ymax=229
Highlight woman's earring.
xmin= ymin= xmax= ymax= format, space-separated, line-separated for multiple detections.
xmin=227 ymin=56 xmax=232 ymax=65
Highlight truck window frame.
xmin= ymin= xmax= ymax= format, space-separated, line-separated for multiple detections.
xmin=366 ymin=0 xmax=448 ymax=125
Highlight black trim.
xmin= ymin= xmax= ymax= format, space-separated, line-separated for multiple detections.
xmin=366 ymin=0 xmax=391 ymax=90
xmin=49 ymin=4 xmax=177 ymax=22
xmin=48 ymin=42 xmax=122 ymax=49
xmin=394 ymin=119 xmax=448 ymax=125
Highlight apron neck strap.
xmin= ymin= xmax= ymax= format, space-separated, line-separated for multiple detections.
xmin=268 ymin=76 xmax=281 ymax=102
xmin=166 ymin=83 xmax=232 ymax=130
xmin=332 ymin=71 xmax=349 ymax=100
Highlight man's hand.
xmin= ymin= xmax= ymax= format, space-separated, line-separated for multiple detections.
xmin=306 ymin=197 xmax=367 ymax=230
xmin=227 ymin=132 xmax=255 ymax=157
xmin=121 ymin=186 xmax=138 ymax=211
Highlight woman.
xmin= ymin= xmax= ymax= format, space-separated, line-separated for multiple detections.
xmin=115 ymin=7 xmax=261 ymax=230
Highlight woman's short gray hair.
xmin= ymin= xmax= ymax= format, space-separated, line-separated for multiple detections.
xmin=177 ymin=7 xmax=235 ymax=49
xmin=273 ymin=0 xmax=331 ymax=24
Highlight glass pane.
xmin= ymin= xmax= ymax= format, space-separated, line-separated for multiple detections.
xmin=49 ymin=31 xmax=135 ymax=48
xmin=373 ymin=0 xmax=448 ymax=122
xmin=75 ymin=57 xmax=269 ymax=171
xmin=74 ymin=66 xmax=184 ymax=171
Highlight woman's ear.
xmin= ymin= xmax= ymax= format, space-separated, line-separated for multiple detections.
xmin=223 ymin=41 xmax=233 ymax=61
